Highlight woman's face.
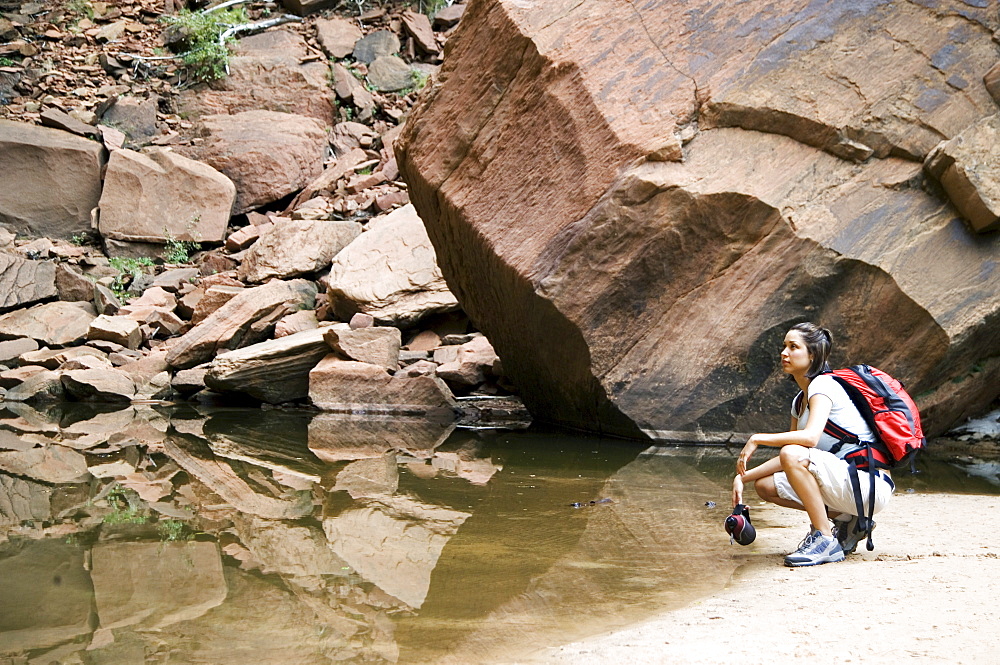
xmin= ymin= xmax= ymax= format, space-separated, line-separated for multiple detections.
xmin=781 ymin=330 xmax=812 ymax=376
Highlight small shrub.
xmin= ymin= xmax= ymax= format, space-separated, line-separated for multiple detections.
xmin=102 ymin=486 xmax=148 ymax=525
xmin=157 ymin=519 xmax=187 ymax=541
xmin=161 ymin=7 xmax=248 ymax=83
xmin=411 ymin=69 xmax=430 ymax=90
xmin=162 ymin=234 xmax=201 ymax=264
xmin=109 ymin=256 xmax=154 ymax=299
xmin=0 ymin=57 xmax=16 ymax=67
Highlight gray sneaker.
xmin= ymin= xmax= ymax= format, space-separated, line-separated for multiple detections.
xmin=784 ymin=529 xmax=845 ymax=567
xmin=834 ymin=515 xmax=873 ymax=555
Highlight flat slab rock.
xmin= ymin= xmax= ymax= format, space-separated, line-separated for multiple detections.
xmin=308 ymin=355 xmax=457 ymax=418
xmin=237 ymin=218 xmax=361 ymax=283
xmin=0 ymin=253 xmax=57 ymax=312
xmin=204 ymin=327 xmax=331 ymax=403
xmin=0 ymin=301 xmax=96 ymax=348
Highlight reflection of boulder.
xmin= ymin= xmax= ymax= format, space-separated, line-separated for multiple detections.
xmin=403 ymin=451 xmax=740 ymax=664
xmin=334 ymin=454 xmax=399 ymax=498
xmin=133 ymin=566 xmax=358 ymax=664
xmin=0 ymin=474 xmax=51 ymax=527
xmin=230 ymin=513 xmax=348 ymax=580
xmin=323 ymin=495 xmax=470 ymax=609
xmin=0 ymin=539 xmax=93 ymax=652
xmin=308 ymin=414 xmax=455 ymax=462
xmin=430 ymin=450 xmax=500 ymax=486
xmin=164 ymin=433 xmax=313 ymax=520
xmin=0 ymin=403 xmax=166 ymax=452
xmin=91 ymin=541 xmax=226 ymax=630
xmin=0 ymin=444 xmax=90 ymax=484
xmin=203 ymin=409 xmax=326 ymax=484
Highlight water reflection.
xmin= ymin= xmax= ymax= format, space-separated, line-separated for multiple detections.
xmin=4 ymin=404 xmax=987 ymax=663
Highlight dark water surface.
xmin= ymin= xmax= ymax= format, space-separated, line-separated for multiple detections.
xmin=0 ymin=403 xmax=995 ymax=664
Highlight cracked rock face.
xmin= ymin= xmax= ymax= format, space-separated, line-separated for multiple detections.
xmin=399 ymin=0 xmax=1000 ymax=438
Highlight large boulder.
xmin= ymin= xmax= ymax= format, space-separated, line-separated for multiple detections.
xmin=0 ymin=254 xmax=57 ymax=311
xmin=398 ymin=0 xmax=1000 ymax=438
xmin=327 ymin=204 xmax=459 ymax=326
xmin=97 ymin=147 xmax=237 ymax=245
xmin=178 ymin=111 xmax=328 ymax=215
xmin=238 ymin=219 xmax=361 ymax=283
xmin=0 ymin=120 xmax=105 ymax=240
xmin=176 ymin=29 xmax=336 ymax=127
xmin=0 ymin=301 xmax=96 ymax=347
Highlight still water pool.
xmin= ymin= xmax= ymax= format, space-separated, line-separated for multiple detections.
xmin=0 ymin=403 xmax=995 ymax=664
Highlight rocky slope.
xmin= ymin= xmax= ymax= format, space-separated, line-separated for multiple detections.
xmin=0 ymin=0 xmax=527 ymax=422
xmin=399 ymin=0 xmax=1000 ymax=438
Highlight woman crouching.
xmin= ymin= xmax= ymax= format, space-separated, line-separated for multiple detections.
xmin=732 ymin=322 xmax=894 ymax=567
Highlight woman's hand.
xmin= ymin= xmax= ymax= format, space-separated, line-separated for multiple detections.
xmin=732 ymin=474 xmax=744 ymax=507
xmin=736 ymin=437 xmax=758 ymax=476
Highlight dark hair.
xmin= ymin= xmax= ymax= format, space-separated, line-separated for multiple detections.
xmin=788 ymin=322 xmax=832 ymax=379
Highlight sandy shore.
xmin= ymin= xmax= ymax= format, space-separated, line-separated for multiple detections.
xmin=524 ymin=491 xmax=1000 ymax=665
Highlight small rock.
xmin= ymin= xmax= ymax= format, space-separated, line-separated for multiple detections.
xmin=314 ymin=16 xmax=363 ymax=59
xmin=349 ymin=313 xmax=374 ymax=330
xmin=367 ymin=55 xmax=415 ymax=93
xmin=88 ymin=314 xmax=142 ymax=350
xmin=352 ymin=30 xmax=400 ymax=65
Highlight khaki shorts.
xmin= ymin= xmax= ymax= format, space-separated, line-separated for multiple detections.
xmin=772 ymin=447 xmax=893 ymax=517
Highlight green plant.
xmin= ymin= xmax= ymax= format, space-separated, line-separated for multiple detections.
xmin=67 ymin=0 xmax=94 ymax=19
xmin=109 ymin=256 xmax=154 ymax=299
xmin=161 ymin=229 xmax=201 ymax=264
xmin=411 ymin=69 xmax=430 ymax=90
xmin=418 ymin=0 xmax=452 ymax=16
xmin=0 ymin=57 xmax=16 ymax=67
xmin=70 ymin=232 xmax=93 ymax=246
xmin=102 ymin=486 xmax=149 ymax=525
xmin=357 ymin=165 xmax=374 ymax=175
xmin=157 ymin=519 xmax=187 ymax=541
xmin=161 ymin=6 xmax=248 ymax=82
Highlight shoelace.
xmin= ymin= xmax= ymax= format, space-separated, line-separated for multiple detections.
xmin=795 ymin=531 xmax=819 ymax=553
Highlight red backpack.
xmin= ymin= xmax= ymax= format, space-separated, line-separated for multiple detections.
xmin=823 ymin=364 xmax=925 ymax=470
xmin=821 ymin=365 xmax=926 ymax=551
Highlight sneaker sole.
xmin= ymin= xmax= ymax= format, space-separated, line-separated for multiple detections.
xmin=783 ymin=552 xmax=846 ymax=567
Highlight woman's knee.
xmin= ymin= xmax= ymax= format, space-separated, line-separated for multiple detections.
xmin=779 ymin=445 xmax=809 ymax=468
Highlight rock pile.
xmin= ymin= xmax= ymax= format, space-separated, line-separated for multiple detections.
xmin=0 ymin=0 xmax=517 ymax=420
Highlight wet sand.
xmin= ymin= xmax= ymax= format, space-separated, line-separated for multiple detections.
xmin=525 ymin=492 xmax=1000 ymax=664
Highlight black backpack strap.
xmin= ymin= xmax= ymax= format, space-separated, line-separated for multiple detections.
xmin=846 ymin=445 xmax=878 ymax=551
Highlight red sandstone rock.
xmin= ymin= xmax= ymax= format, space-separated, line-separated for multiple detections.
xmin=166 ymin=279 xmax=318 ymax=369
xmin=399 ymin=0 xmax=1000 ymax=437
xmin=237 ymin=219 xmax=362 ymax=284
xmin=0 ymin=120 xmax=105 ymax=240
xmin=308 ymin=356 xmax=456 ymax=417
xmin=97 ymin=148 xmax=236 ymax=245
xmin=178 ymin=110 xmax=328 ymax=215
xmin=176 ymin=29 xmax=335 ymax=127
